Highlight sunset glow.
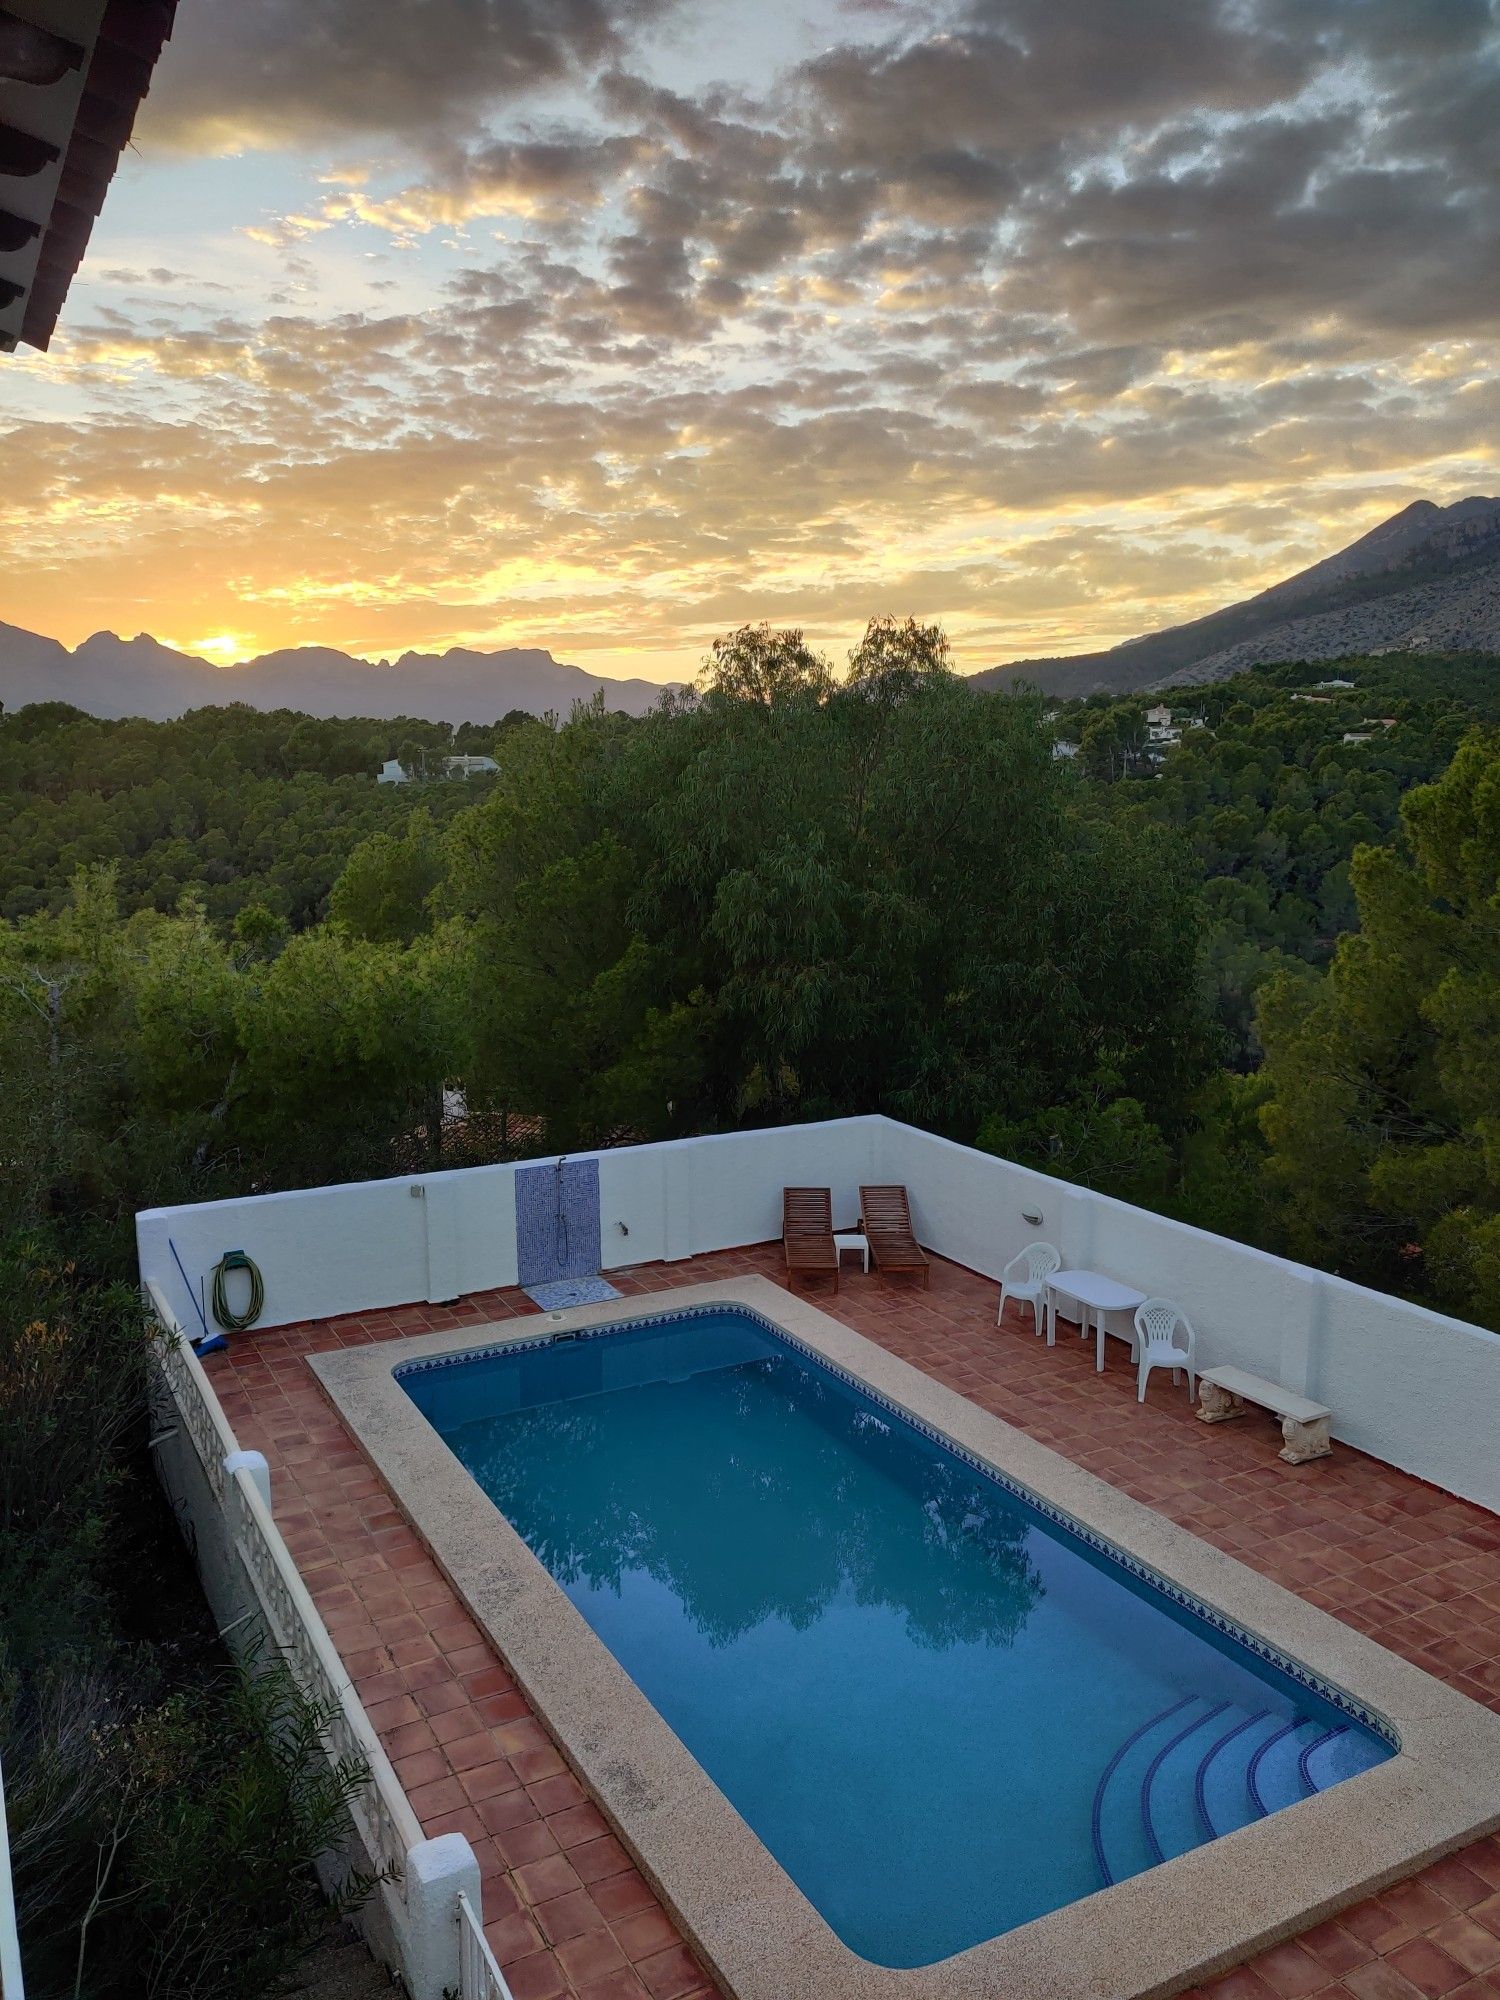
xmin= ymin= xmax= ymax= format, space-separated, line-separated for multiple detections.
xmin=4 ymin=0 xmax=1498 ymax=680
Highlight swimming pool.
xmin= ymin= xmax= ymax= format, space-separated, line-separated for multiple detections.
xmin=398 ymin=1303 xmax=1394 ymax=1969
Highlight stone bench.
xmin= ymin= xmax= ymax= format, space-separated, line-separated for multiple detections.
xmin=1196 ymin=1365 xmax=1332 ymax=1465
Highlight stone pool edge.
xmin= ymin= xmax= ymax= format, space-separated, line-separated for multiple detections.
xmin=311 ymin=1276 xmax=1500 ymax=2000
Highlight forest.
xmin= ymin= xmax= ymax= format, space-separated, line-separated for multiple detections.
xmin=3 ymin=621 xmax=1499 ymax=1993
xmin=0 ymin=701 xmax=532 ymax=927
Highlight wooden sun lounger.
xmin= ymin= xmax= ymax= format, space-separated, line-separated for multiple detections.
xmin=784 ymin=1186 xmax=839 ymax=1292
xmin=858 ymin=1184 xmax=930 ymax=1287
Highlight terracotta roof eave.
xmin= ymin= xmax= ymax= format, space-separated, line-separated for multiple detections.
xmin=14 ymin=0 xmax=180 ymax=353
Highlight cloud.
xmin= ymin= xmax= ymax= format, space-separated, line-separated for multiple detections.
xmin=315 ymin=134 xmax=655 ymax=237
xmin=142 ymin=0 xmax=675 ymax=150
xmin=11 ymin=0 xmax=1500 ymax=682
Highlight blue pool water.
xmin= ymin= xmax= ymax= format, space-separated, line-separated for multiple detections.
xmin=399 ymin=1307 xmax=1394 ymax=1968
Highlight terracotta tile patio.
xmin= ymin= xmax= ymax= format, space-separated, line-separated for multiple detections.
xmin=202 ymin=1245 xmax=1500 ymax=2000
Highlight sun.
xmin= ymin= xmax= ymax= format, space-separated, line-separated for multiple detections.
xmin=184 ymin=633 xmax=255 ymax=666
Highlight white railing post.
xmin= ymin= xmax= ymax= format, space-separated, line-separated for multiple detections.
xmin=0 ymin=1748 xmax=24 ymax=2000
xmin=401 ymin=1836 xmax=479 ymax=2000
xmin=223 ymin=1449 xmax=271 ymax=1512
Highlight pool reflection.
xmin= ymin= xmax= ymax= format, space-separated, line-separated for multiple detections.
xmin=452 ymin=1350 xmax=1044 ymax=1652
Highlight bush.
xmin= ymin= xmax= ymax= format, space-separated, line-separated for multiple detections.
xmin=0 ymin=1244 xmax=377 ymax=1999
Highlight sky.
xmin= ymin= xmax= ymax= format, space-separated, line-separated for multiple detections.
xmin=2 ymin=0 xmax=1498 ymax=684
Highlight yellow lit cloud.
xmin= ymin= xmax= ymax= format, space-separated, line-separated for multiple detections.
xmin=9 ymin=0 xmax=1500 ymax=685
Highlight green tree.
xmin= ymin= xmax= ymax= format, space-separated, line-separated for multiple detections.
xmin=1080 ymin=703 xmax=1146 ymax=782
xmin=696 ymin=621 xmax=834 ymax=706
xmin=233 ymin=928 xmax=465 ymax=1179
xmin=446 ymin=707 xmax=707 ymax=1147
xmin=624 ymin=622 xmax=1212 ymax=1138
xmin=329 ymin=810 xmax=444 ymax=944
xmin=1258 ymin=727 xmax=1500 ymax=1322
xmin=977 ymin=1067 xmax=1173 ymax=1206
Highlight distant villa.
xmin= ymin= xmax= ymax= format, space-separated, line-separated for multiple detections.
xmin=377 ymin=753 xmax=499 ymax=784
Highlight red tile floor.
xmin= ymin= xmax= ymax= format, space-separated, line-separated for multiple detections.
xmin=203 ymin=1247 xmax=1500 ymax=2000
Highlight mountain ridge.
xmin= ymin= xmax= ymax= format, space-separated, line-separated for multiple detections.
xmin=974 ymin=495 xmax=1500 ymax=698
xmin=0 ymin=625 xmax=679 ymax=722
xmin=8 ymin=494 xmax=1499 ymax=719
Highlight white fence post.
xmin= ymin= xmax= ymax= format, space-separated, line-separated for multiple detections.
xmin=404 ymin=1835 xmax=480 ymax=2000
xmin=0 ymin=1748 xmax=23 ymax=2000
xmin=223 ymin=1449 xmax=271 ymax=1512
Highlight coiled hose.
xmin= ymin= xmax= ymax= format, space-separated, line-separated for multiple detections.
xmin=211 ymin=1249 xmax=265 ymax=1332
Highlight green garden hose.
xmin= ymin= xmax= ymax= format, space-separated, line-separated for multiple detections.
xmin=211 ymin=1249 xmax=265 ymax=1332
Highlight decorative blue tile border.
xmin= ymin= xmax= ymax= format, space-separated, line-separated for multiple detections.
xmin=394 ymin=1301 xmax=1400 ymax=1748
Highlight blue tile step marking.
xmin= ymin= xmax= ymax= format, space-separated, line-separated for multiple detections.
xmin=1093 ymin=1697 xmax=1357 ymax=1889
xmin=523 ymin=1277 xmax=622 ymax=1312
xmin=1093 ymin=1696 xmax=1196 ymax=1885
xmin=1302 ymin=1723 xmax=1386 ymax=1790
xmin=1196 ymin=1709 xmax=1272 ymax=1839
xmin=1143 ymin=1701 xmax=1229 ymax=1863
xmin=1248 ymin=1717 xmax=1322 ymax=1815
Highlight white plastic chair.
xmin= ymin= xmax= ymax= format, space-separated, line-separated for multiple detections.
xmin=1132 ymin=1298 xmax=1196 ymax=1403
xmin=998 ymin=1242 xmax=1062 ymax=1333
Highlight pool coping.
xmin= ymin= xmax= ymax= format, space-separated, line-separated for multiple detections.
xmin=311 ymin=1277 xmax=1500 ymax=2000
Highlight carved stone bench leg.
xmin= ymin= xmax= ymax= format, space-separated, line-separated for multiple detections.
xmin=1279 ymin=1415 xmax=1331 ymax=1464
xmin=1197 ymin=1381 xmax=1243 ymax=1424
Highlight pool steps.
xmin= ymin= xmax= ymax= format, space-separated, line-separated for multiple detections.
xmin=1092 ymin=1696 xmax=1382 ymax=1886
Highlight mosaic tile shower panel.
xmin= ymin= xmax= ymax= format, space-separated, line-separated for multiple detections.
xmin=514 ymin=1156 xmax=602 ymax=1287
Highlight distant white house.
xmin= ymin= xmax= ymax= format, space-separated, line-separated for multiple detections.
xmin=1144 ymin=702 xmax=1181 ymax=748
xmin=1315 ymin=678 xmax=1356 ymax=691
xmin=1051 ymin=738 xmax=1080 ymax=760
xmin=375 ymin=752 xmax=498 ymax=783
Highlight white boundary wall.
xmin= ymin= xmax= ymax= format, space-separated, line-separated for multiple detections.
xmin=135 ymin=1118 xmax=883 ymax=1333
xmin=144 ymin=1286 xmax=478 ymax=2000
xmin=876 ymin=1122 xmax=1500 ymax=1514
xmin=138 ymin=1115 xmax=1500 ymax=1512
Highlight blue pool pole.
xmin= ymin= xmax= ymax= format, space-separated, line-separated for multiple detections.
xmin=168 ymin=1237 xmax=227 ymax=1355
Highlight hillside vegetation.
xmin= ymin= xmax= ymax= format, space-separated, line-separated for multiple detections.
xmin=3 ymin=632 xmax=1497 ymax=1326
xmin=0 ymin=702 xmax=530 ymax=926
xmin=5 ymin=625 xmax=1500 ymax=1992
xmin=1053 ymin=654 xmax=1500 ymax=1057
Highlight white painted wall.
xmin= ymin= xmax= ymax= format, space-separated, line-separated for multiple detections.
xmin=598 ymin=1117 xmax=879 ymax=1268
xmin=875 ymin=1120 xmax=1500 ymax=1513
xmin=137 ymin=1114 xmax=1500 ymax=1513
xmin=135 ymin=1119 xmax=883 ymax=1333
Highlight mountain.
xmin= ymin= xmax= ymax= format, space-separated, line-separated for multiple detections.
xmin=0 ymin=625 xmax=679 ymax=722
xmin=972 ymin=495 xmax=1500 ymax=698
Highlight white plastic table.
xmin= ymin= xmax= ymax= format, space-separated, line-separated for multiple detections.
xmin=833 ymin=1231 xmax=870 ymax=1273
xmin=1046 ymin=1270 xmax=1148 ymax=1372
